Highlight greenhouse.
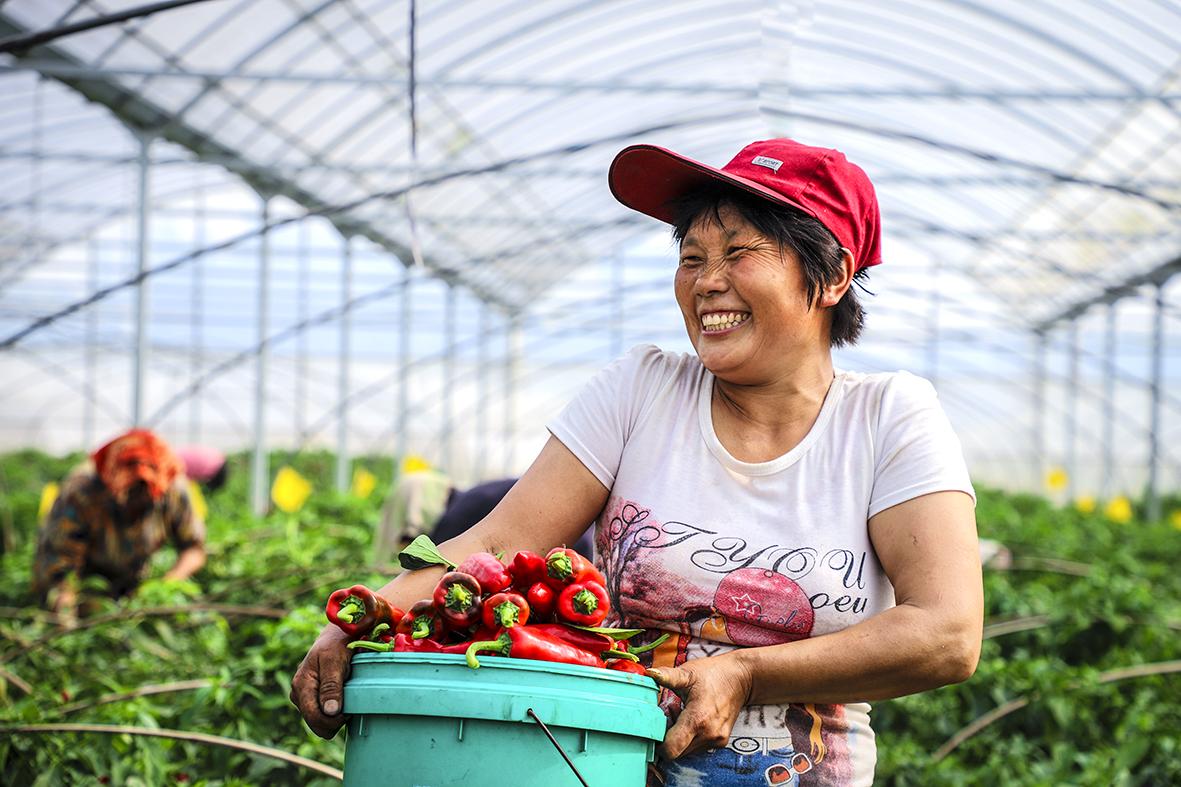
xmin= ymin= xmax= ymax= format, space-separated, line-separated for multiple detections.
xmin=0 ymin=1 xmax=1178 ymax=784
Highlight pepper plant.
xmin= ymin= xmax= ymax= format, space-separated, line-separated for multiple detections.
xmin=0 ymin=449 xmax=1177 ymax=785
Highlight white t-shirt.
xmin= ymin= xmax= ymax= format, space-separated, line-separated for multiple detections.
xmin=548 ymin=345 xmax=975 ymax=786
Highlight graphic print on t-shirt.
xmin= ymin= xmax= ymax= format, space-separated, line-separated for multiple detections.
xmin=596 ymin=495 xmax=859 ymax=784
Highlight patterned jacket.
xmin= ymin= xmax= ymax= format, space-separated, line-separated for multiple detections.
xmin=32 ymin=466 xmax=205 ymax=599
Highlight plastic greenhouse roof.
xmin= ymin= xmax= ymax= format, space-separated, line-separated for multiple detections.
xmin=1 ymin=0 xmax=1180 ymax=325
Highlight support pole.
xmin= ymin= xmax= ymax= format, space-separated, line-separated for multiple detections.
xmin=131 ymin=132 xmax=153 ymax=425
xmin=84 ymin=237 xmax=99 ymax=447
xmin=189 ymin=185 xmax=205 ymax=444
xmin=442 ymin=282 xmax=456 ymax=473
xmin=335 ymin=237 xmax=352 ymax=493
xmin=1033 ymin=330 xmax=1047 ymax=489
xmin=1101 ymin=302 xmax=1117 ymax=498
xmin=926 ymin=256 xmax=941 ymax=388
xmin=295 ymin=219 xmax=310 ymax=442
xmin=503 ymin=314 xmax=522 ymax=474
xmin=1066 ymin=319 xmax=1079 ymax=500
xmin=1147 ymin=283 xmax=1165 ymax=521
xmin=474 ymin=302 xmax=488 ymax=480
xmin=395 ymin=265 xmax=413 ymax=464
xmin=251 ymin=199 xmax=271 ymax=517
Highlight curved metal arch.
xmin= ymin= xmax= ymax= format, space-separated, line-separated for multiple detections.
xmin=416 ymin=0 xmax=1102 ymax=168
xmin=794 ymin=6 xmax=1126 ymax=147
xmin=937 ymin=0 xmax=1163 ymax=89
xmin=428 ymin=0 xmax=699 ymax=78
xmin=1089 ymin=0 xmax=1181 ymax=54
xmin=440 ymin=37 xmax=1097 ymax=201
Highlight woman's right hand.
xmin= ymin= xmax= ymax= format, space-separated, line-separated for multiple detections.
xmin=289 ymin=626 xmax=352 ymax=739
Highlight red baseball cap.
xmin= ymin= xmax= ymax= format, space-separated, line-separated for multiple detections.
xmin=608 ymin=138 xmax=882 ymax=271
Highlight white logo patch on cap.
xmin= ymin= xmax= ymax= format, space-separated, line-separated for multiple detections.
xmin=751 ymin=155 xmax=783 ymax=172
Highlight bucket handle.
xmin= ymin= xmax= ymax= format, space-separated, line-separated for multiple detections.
xmin=526 ymin=708 xmax=590 ymax=787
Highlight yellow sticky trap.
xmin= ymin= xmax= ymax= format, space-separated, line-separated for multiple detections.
xmin=38 ymin=482 xmax=60 ymax=520
xmin=1074 ymin=495 xmax=1096 ymax=514
xmin=351 ymin=467 xmax=377 ymax=499
xmin=1104 ymin=496 xmax=1133 ymax=524
xmin=272 ymin=466 xmax=312 ymax=514
xmin=401 ymin=455 xmax=432 ymax=475
xmin=1045 ymin=467 xmax=1068 ymax=491
xmin=1170 ymin=510 xmax=1181 ymax=531
xmin=188 ymin=479 xmax=208 ymax=521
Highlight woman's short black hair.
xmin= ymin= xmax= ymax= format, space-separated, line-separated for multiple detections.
xmin=668 ymin=185 xmax=867 ymax=348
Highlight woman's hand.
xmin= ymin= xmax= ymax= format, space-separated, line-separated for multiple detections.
xmin=649 ymin=653 xmax=754 ymax=760
xmin=289 ymin=626 xmax=352 ymax=739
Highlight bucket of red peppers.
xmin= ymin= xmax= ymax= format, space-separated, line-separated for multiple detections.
xmin=328 ymin=537 xmax=668 ymax=787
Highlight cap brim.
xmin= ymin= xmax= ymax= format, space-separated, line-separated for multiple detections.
xmin=608 ymin=144 xmax=814 ymax=225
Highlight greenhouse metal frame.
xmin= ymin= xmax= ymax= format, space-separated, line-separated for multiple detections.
xmin=0 ymin=0 xmax=1177 ymax=515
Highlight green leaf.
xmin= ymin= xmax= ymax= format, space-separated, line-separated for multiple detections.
xmin=1114 ymin=735 xmax=1150 ymax=772
xmin=569 ymin=623 xmax=645 ymax=639
xmin=397 ymin=535 xmax=457 ymax=571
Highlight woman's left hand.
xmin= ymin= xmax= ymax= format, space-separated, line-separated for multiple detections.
xmin=648 ymin=654 xmax=754 ymax=760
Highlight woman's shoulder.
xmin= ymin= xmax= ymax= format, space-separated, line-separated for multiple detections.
xmin=612 ymin=344 xmax=702 ymax=383
xmin=837 ymin=368 xmax=939 ymax=413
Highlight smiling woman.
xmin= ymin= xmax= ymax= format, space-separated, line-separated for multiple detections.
xmin=291 ymin=138 xmax=982 ymax=787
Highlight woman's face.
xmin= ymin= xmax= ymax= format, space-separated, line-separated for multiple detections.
xmin=674 ymin=204 xmax=824 ymax=384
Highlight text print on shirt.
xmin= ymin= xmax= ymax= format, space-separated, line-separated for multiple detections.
xmin=597 ymin=498 xmax=871 ymax=646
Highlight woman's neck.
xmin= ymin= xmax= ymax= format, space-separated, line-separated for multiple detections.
xmin=710 ymin=354 xmax=836 ymax=461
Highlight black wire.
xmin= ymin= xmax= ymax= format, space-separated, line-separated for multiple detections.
xmin=0 ymin=111 xmax=731 ymax=351
xmin=526 ymin=708 xmax=590 ymax=787
xmin=408 ymin=0 xmax=417 ymax=161
xmin=0 ymin=0 xmax=220 ymax=55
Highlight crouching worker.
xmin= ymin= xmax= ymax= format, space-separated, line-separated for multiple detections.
xmin=32 ymin=428 xmax=207 ymax=621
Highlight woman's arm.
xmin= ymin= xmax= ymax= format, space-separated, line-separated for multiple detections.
xmin=163 ymin=545 xmax=206 ymax=581
xmin=656 ymin=490 xmax=982 ymax=758
xmin=291 ymin=436 xmax=610 ymax=739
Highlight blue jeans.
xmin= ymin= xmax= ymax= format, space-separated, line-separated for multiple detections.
xmin=660 ymin=737 xmax=811 ymax=786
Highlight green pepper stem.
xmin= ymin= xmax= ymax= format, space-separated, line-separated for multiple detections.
xmin=603 ymin=648 xmax=639 ymax=662
xmin=625 ymin=633 xmax=670 ymax=655
xmin=573 ymin=589 xmax=599 ymax=614
xmin=411 ymin=616 xmax=433 ymax=639
xmin=348 ymin=640 xmax=392 ymax=652
xmin=465 ymin=635 xmax=510 ymax=669
xmin=446 ymin=583 xmax=474 ymax=610
xmin=547 ymin=553 xmax=572 ymax=580
xmin=494 ymin=601 xmax=519 ymax=628
xmin=335 ymin=599 xmax=365 ymax=624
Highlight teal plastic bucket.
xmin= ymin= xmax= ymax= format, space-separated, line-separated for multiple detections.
xmin=342 ymin=652 xmax=666 ymax=787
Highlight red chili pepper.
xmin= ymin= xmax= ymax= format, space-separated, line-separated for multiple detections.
xmin=465 ymin=627 xmax=607 ymax=669
xmin=606 ymin=658 xmax=649 ymax=675
xmin=481 ymin=591 xmax=530 ymax=629
xmin=543 ymin=547 xmax=591 ymax=589
xmin=581 ymin=561 xmax=607 ymax=587
xmin=525 ymin=582 xmax=556 ymax=620
xmin=556 ymin=580 xmax=610 ymax=626
xmin=325 ymin=585 xmax=403 ymax=639
xmin=392 ymin=633 xmax=472 ymax=654
xmin=396 ymin=599 xmax=446 ymax=640
xmin=527 ymin=623 xmax=615 ymax=654
xmin=432 ymin=571 xmax=483 ymax=628
xmin=456 ymin=552 xmax=513 ymax=594
xmin=509 ymin=550 xmax=548 ymax=588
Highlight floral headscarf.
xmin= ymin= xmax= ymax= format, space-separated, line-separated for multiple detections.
xmin=91 ymin=429 xmax=182 ymax=503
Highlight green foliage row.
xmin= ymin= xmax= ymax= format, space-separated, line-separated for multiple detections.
xmin=874 ymin=491 xmax=1181 ymax=786
xmin=0 ymin=450 xmax=395 ymax=786
xmin=0 ymin=450 xmax=1178 ymax=785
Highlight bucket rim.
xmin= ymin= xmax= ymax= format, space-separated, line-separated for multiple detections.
xmin=351 ymin=651 xmax=658 ymax=688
